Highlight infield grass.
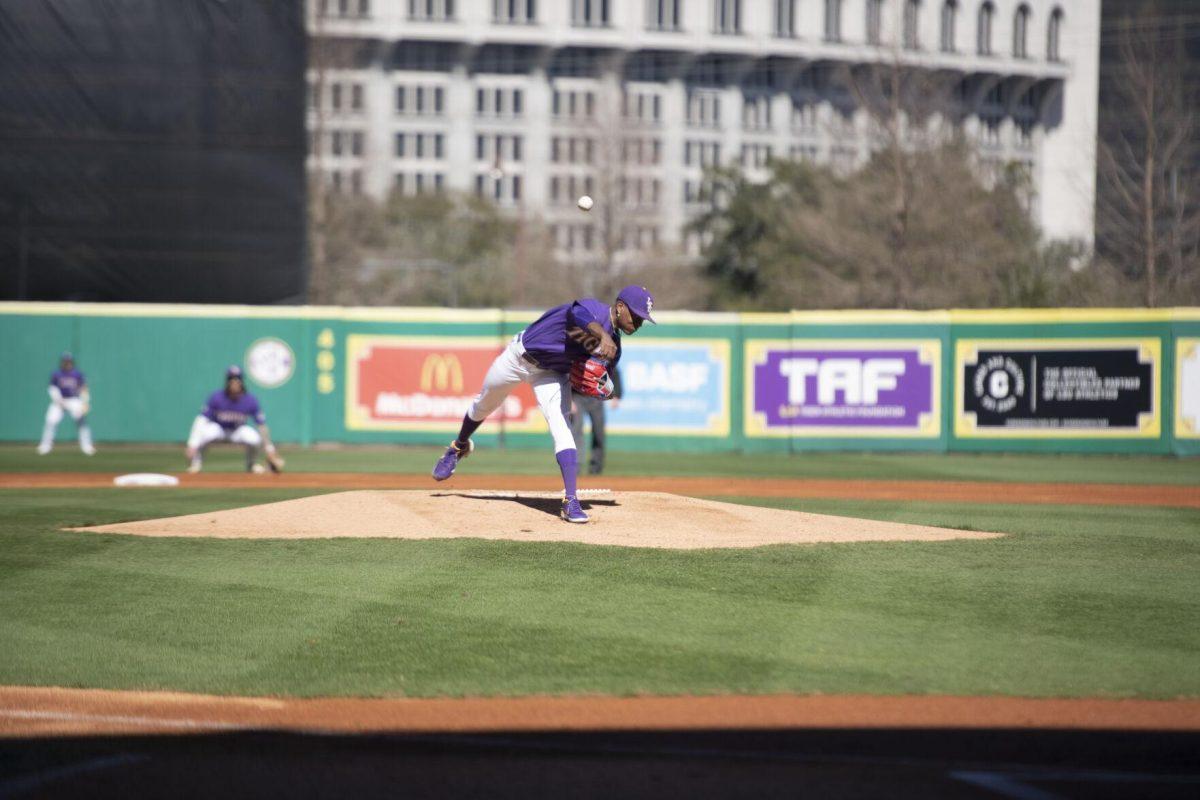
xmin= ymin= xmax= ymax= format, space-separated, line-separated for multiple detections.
xmin=2 ymin=443 xmax=1198 ymax=485
xmin=1 ymin=488 xmax=1196 ymax=699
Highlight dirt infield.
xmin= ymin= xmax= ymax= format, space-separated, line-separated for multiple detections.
xmin=2 ymin=686 xmax=1197 ymax=737
xmin=4 ymin=471 xmax=1198 ymax=507
xmin=73 ymin=490 xmax=1002 ymax=548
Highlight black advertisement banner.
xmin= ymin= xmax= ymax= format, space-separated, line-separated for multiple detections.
xmin=961 ymin=347 xmax=1155 ymax=431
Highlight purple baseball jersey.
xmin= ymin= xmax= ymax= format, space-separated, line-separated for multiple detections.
xmin=50 ymin=369 xmax=86 ymax=398
xmin=520 ymin=299 xmax=621 ymax=373
xmin=202 ymin=390 xmax=265 ymax=431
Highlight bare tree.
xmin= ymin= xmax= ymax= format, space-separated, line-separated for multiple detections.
xmin=1097 ymin=8 xmax=1200 ymax=306
xmin=840 ymin=55 xmax=963 ymax=307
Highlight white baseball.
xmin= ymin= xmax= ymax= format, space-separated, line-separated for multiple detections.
xmin=577 ymin=195 xmax=594 ymax=211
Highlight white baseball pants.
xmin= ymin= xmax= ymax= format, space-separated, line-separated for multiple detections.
xmin=187 ymin=416 xmax=263 ymax=468
xmin=467 ymin=336 xmax=576 ymax=453
xmin=40 ymin=398 xmax=94 ymax=453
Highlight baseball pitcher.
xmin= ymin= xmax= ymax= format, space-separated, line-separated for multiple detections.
xmin=185 ymin=365 xmax=284 ymax=474
xmin=37 ymin=351 xmax=96 ymax=455
xmin=432 ymin=285 xmax=655 ymax=523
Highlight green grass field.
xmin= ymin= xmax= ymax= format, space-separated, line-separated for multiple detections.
xmin=1 ymin=448 xmax=1197 ymax=699
xmin=4 ymin=443 xmax=1199 ymax=484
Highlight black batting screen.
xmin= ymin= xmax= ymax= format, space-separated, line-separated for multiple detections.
xmin=0 ymin=0 xmax=307 ymax=303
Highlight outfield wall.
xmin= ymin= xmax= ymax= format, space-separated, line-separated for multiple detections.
xmin=2 ymin=303 xmax=1197 ymax=455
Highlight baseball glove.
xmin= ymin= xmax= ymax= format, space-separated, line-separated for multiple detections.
xmin=265 ymin=449 xmax=285 ymax=474
xmin=569 ymin=357 xmax=615 ymax=400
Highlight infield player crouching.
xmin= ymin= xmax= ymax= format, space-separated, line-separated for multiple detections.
xmin=432 ymin=285 xmax=655 ymax=523
xmin=185 ymin=365 xmax=284 ymax=475
xmin=38 ymin=351 xmax=96 ymax=455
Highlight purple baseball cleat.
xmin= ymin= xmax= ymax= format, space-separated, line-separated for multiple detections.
xmin=432 ymin=439 xmax=473 ymax=481
xmin=560 ymin=495 xmax=588 ymax=523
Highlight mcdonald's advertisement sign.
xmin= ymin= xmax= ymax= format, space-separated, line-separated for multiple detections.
xmin=345 ymin=335 xmax=543 ymax=432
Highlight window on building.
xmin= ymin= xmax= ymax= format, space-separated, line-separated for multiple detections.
xmin=1013 ymin=4 xmax=1030 ymax=58
xmin=791 ymin=97 xmax=817 ymax=130
xmin=395 ymin=133 xmax=405 ymax=158
xmin=1047 ymin=7 xmax=1063 ymax=61
xmin=331 ymin=84 xmax=343 ymax=111
xmin=434 ymin=87 xmax=444 ymax=113
xmin=980 ymin=113 xmax=1001 ymax=147
xmin=825 ymin=0 xmax=842 ymax=41
xmin=331 ymin=131 xmax=344 ymax=156
xmin=904 ymin=0 xmax=921 ymax=49
xmin=434 ymin=133 xmax=444 ymax=158
xmin=941 ymin=0 xmax=957 ymax=52
xmin=408 ymin=0 xmax=455 ymax=21
xmin=647 ymin=0 xmax=682 ymax=30
xmin=866 ymin=0 xmax=883 ymax=45
xmin=396 ymin=86 xmax=406 ymax=113
xmin=493 ymin=0 xmax=536 ymax=23
xmin=350 ymin=170 xmax=362 ymax=195
xmin=572 ymin=0 xmax=610 ymax=27
xmin=742 ymin=95 xmax=771 ymax=131
xmin=977 ymin=1 xmax=993 ymax=55
xmin=351 ymin=131 xmax=364 ymax=156
xmin=350 ymin=84 xmax=364 ymax=111
xmin=775 ymin=0 xmax=796 ymax=37
xmin=686 ymin=90 xmax=721 ymax=128
xmin=713 ymin=0 xmax=741 ymax=34
xmin=308 ymin=83 xmax=319 ymax=110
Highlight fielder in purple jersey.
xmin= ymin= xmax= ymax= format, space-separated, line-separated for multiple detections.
xmin=185 ymin=366 xmax=284 ymax=474
xmin=203 ymin=389 xmax=266 ymax=431
xmin=38 ymin=351 xmax=96 ymax=455
xmin=432 ymin=285 xmax=656 ymax=523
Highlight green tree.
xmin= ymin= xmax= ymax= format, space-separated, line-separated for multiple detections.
xmin=691 ymin=142 xmax=1076 ymax=310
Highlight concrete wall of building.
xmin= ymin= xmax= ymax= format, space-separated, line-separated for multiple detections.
xmin=306 ymin=1 xmax=1098 ymax=253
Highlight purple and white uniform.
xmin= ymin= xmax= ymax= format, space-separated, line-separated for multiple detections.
xmin=51 ymin=368 xmax=86 ymax=399
xmin=202 ymin=390 xmax=266 ymax=432
xmin=464 ymin=297 xmax=619 ymax=454
xmin=518 ymin=299 xmax=622 ymax=374
xmin=188 ymin=390 xmax=265 ymax=451
xmin=39 ymin=362 xmax=95 ymax=454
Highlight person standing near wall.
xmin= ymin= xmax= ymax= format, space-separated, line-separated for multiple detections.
xmin=37 ymin=351 xmax=96 ymax=455
xmin=570 ymin=363 xmax=621 ymax=475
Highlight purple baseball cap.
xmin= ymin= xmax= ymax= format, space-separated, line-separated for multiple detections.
xmin=617 ymin=285 xmax=656 ymax=323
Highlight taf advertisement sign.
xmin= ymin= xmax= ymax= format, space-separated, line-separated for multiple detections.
xmin=345 ymin=335 xmax=543 ymax=432
xmin=745 ymin=340 xmax=941 ymax=438
xmin=955 ymin=339 xmax=1160 ymax=438
xmin=608 ymin=340 xmax=730 ymax=436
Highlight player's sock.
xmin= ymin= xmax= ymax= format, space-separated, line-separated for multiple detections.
xmin=556 ymin=449 xmax=578 ymax=498
xmin=455 ymin=414 xmax=483 ymax=448
xmin=78 ymin=424 xmax=94 ymax=453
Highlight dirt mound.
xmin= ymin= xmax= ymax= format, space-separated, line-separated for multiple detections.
xmin=74 ymin=491 xmax=1001 ymax=549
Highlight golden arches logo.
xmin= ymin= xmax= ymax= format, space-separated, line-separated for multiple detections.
xmin=420 ymin=353 xmax=464 ymax=392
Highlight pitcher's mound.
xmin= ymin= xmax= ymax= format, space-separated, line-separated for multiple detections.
xmin=74 ymin=490 xmax=1000 ymax=549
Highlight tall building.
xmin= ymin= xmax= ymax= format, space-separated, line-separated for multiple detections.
xmin=306 ymin=0 xmax=1099 ymax=258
